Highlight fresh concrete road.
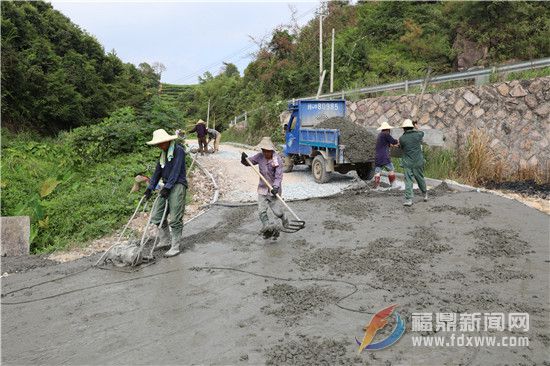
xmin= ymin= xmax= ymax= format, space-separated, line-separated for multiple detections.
xmin=2 ymin=186 xmax=549 ymax=365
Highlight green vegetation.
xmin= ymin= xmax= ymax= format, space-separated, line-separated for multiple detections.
xmin=1 ymin=1 xmax=160 ymax=134
xmin=1 ymin=98 xmax=190 ymax=253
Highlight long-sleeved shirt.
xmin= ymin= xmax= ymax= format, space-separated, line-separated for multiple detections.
xmin=248 ymin=152 xmax=283 ymax=196
xmin=148 ymin=143 xmax=188 ymax=190
xmin=375 ymin=132 xmax=398 ymax=166
xmin=207 ymin=128 xmax=220 ymax=140
xmin=190 ymin=123 xmax=208 ymax=138
xmin=398 ymin=130 xmax=425 ymax=168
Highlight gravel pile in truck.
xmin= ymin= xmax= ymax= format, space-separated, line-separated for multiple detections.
xmin=316 ymin=117 xmax=377 ymax=163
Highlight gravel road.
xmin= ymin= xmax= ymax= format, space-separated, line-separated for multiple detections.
xmin=187 ymin=141 xmax=376 ymax=203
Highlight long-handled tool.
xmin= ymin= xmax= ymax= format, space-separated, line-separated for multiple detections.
xmin=244 ymin=155 xmax=305 ymax=233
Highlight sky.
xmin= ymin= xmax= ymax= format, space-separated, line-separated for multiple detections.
xmin=50 ymin=1 xmax=321 ymax=84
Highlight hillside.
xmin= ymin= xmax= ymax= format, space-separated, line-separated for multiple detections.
xmin=170 ymin=1 xmax=550 ymax=141
xmin=1 ymin=1 xmax=160 ymax=134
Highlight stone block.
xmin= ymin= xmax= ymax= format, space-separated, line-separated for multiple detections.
xmin=509 ymin=84 xmax=528 ymax=97
xmin=463 ymin=90 xmax=481 ymax=105
xmin=497 ymin=83 xmax=510 ymax=96
xmin=454 ymin=99 xmax=465 ymax=113
xmin=534 ymin=102 xmax=549 ymax=117
xmin=473 ymin=107 xmax=485 ymax=118
xmin=528 ymin=79 xmax=544 ymax=94
xmin=1 ymin=216 xmax=30 ymax=256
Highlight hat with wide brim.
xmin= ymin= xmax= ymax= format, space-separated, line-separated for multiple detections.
xmin=401 ymin=119 xmax=414 ymax=128
xmin=146 ymin=129 xmax=178 ymax=145
xmin=377 ymin=121 xmax=394 ymax=130
xmin=257 ymin=136 xmax=276 ymax=151
xmin=197 ymin=119 xmax=206 ymax=124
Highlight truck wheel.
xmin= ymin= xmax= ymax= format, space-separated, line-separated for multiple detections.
xmin=356 ymin=163 xmax=375 ymax=181
xmin=312 ymin=155 xmax=331 ymax=183
xmin=283 ymin=156 xmax=294 ymax=173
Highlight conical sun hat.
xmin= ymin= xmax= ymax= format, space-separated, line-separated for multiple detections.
xmin=401 ymin=119 xmax=414 ymax=128
xmin=377 ymin=121 xmax=394 ymax=130
xmin=257 ymin=137 xmax=276 ymax=151
xmin=146 ymin=129 xmax=178 ymax=145
xmin=197 ymin=119 xmax=206 ymax=124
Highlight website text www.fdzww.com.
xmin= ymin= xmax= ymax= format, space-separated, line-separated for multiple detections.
xmin=411 ymin=334 xmax=529 ymax=347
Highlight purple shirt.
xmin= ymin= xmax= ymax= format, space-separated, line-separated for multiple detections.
xmin=248 ymin=152 xmax=283 ymax=195
xmin=190 ymin=123 xmax=208 ymax=138
xmin=375 ymin=132 xmax=398 ymax=166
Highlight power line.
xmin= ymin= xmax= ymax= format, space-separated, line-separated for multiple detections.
xmin=171 ymin=5 xmax=319 ymax=84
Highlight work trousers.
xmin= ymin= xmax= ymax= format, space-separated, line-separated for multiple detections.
xmin=151 ymin=183 xmax=187 ymax=235
xmin=404 ymin=166 xmax=427 ymax=200
xmin=258 ymin=194 xmax=284 ymax=224
xmin=198 ymin=136 xmax=208 ymax=153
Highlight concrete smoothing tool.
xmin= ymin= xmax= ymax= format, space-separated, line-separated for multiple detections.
xmin=244 ymin=155 xmax=306 ymax=233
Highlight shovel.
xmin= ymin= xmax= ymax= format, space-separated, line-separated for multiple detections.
xmin=244 ymin=155 xmax=305 ymax=233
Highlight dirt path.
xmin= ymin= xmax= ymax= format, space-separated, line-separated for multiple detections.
xmin=2 ymin=186 xmax=548 ymax=365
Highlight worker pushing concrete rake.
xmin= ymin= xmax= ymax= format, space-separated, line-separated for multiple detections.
xmin=94 ymin=194 xmax=169 ymax=268
xmin=243 ymin=151 xmax=305 ymax=235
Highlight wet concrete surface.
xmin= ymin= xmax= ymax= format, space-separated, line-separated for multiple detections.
xmin=2 ymin=188 xmax=549 ymax=365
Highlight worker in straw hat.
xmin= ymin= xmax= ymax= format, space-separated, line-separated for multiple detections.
xmin=398 ymin=119 xmax=428 ymax=206
xmin=374 ymin=121 xmax=399 ymax=189
xmin=189 ymin=119 xmax=208 ymax=155
xmin=241 ymin=137 xmax=289 ymax=239
xmin=144 ymin=129 xmax=188 ymax=257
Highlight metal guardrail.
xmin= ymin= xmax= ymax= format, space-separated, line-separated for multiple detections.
xmin=230 ymin=57 xmax=550 ymax=125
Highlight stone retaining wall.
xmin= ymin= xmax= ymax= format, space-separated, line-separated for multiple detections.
xmin=347 ymin=77 xmax=550 ymax=174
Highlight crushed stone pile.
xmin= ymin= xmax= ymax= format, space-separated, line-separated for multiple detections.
xmin=316 ymin=117 xmax=377 ymax=163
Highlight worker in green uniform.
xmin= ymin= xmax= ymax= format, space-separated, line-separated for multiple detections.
xmin=398 ymin=119 xmax=428 ymax=206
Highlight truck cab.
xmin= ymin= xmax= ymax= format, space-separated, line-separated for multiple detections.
xmin=283 ymin=100 xmax=374 ymax=183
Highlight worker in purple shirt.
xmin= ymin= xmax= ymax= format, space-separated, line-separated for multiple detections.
xmin=189 ymin=119 xmax=208 ymax=155
xmin=374 ymin=121 xmax=399 ymax=189
xmin=241 ymin=137 xmax=289 ymax=239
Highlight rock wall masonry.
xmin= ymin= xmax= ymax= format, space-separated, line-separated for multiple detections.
xmin=346 ymin=76 xmax=550 ymax=174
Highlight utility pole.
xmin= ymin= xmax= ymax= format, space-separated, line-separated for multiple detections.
xmin=319 ymin=14 xmax=323 ymax=80
xmin=206 ymin=98 xmax=211 ymax=129
xmin=317 ymin=70 xmax=327 ymax=99
xmin=330 ymin=28 xmax=335 ymax=93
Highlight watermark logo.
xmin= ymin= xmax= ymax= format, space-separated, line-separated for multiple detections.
xmin=356 ymin=304 xmax=406 ymax=352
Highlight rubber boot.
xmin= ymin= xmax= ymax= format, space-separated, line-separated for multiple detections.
xmin=164 ymin=229 xmax=182 ymax=257
xmin=388 ymin=173 xmax=396 ymax=189
xmin=373 ymin=175 xmax=381 ymax=189
xmin=423 ymin=191 xmax=428 ymax=202
xmin=156 ymin=225 xmax=171 ymax=249
xmin=260 ymin=213 xmax=274 ymax=239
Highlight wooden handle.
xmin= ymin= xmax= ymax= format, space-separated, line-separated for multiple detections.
xmin=244 ymin=156 xmax=302 ymax=221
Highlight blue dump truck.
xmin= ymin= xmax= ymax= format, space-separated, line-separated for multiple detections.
xmin=282 ymin=99 xmax=375 ymax=183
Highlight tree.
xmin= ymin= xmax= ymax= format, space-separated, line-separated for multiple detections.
xmin=151 ymin=61 xmax=166 ymax=79
xmin=221 ymin=62 xmax=239 ymax=78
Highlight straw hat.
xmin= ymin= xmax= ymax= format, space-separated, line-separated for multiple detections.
xmin=377 ymin=121 xmax=394 ymax=131
xmin=401 ymin=119 xmax=414 ymax=128
xmin=197 ymin=119 xmax=206 ymax=124
xmin=146 ymin=129 xmax=178 ymax=145
xmin=257 ymin=137 xmax=276 ymax=151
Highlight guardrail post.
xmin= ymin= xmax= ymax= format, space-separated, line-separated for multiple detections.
xmin=405 ymin=80 xmax=409 ymax=93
